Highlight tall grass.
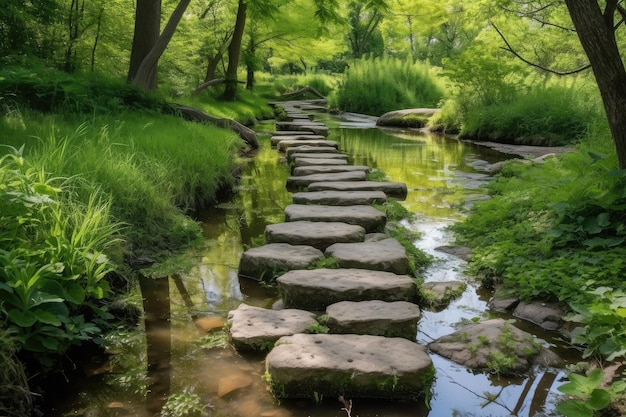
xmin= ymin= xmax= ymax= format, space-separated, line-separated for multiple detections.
xmin=329 ymin=57 xmax=445 ymax=115
xmin=0 ymin=111 xmax=241 ymax=254
xmin=458 ymin=83 xmax=600 ymax=146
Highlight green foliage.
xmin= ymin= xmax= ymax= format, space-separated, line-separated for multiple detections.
xmin=0 ymin=146 xmax=120 ymax=363
xmin=308 ymin=256 xmax=341 ymax=270
xmin=459 ymin=84 xmax=598 ymax=146
xmin=161 ymin=388 xmax=210 ymax=417
xmin=0 ymin=329 xmax=31 ymax=417
xmin=452 ymin=131 xmax=626 ymax=360
xmin=557 ymin=369 xmax=625 ymax=417
xmin=387 ymin=225 xmax=432 ymax=276
xmin=567 ymin=287 xmax=626 ymax=361
xmin=330 ymin=57 xmax=445 ymax=116
xmin=195 ymin=331 xmax=230 ymax=350
xmin=305 ymin=322 xmax=330 ymax=334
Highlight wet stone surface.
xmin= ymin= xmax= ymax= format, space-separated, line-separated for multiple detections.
xmin=265 ymin=333 xmax=433 ymax=400
xmin=325 ymin=238 xmax=409 ymax=275
xmin=277 ymin=268 xmax=417 ymax=310
xmin=308 ymin=180 xmax=408 ymax=200
xmin=292 ymin=165 xmax=369 ymax=176
xmin=238 ymin=243 xmax=324 ymax=281
xmin=286 ymin=171 xmax=364 ymax=189
xmin=278 ymin=139 xmax=339 ymax=151
xmin=284 ymin=204 xmax=386 ymax=233
xmin=228 ymin=304 xmax=317 ymax=352
xmin=265 ymin=220 xmax=366 ymax=251
xmin=326 ymin=300 xmax=421 ymax=340
xmin=292 ymin=190 xmax=387 ymax=206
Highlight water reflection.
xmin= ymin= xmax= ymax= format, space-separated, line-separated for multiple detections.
xmin=47 ymin=121 xmax=570 ymax=417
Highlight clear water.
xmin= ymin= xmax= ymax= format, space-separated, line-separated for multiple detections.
xmin=45 ymin=115 xmax=575 ymax=417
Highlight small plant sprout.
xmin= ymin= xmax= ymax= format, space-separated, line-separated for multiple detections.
xmin=339 ymin=395 xmax=353 ymax=417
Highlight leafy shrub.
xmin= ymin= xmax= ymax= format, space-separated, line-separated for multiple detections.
xmin=0 ymin=146 xmax=121 ymax=365
xmin=330 ymin=57 xmax=445 ymax=115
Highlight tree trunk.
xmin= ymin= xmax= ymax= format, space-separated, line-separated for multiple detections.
xmin=127 ymin=0 xmax=161 ymax=86
xmin=91 ymin=6 xmax=104 ymax=72
xmin=133 ymin=0 xmax=192 ymax=91
xmin=565 ymin=0 xmax=626 ymax=169
xmin=205 ymin=51 xmax=222 ymax=82
xmin=221 ymin=0 xmax=247 ymax=101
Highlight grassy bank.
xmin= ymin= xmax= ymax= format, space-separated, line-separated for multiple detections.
xmin=452 ymin=122 xmax=626 ymax=361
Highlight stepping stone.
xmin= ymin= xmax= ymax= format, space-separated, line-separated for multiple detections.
xmin=292 ymin=158 xmax=349 ymax=168
xmin=265 ymin=221 xmax=365 ymax=251
xmin=288 ymin=152 xmax=348 ymax=162
xmin=265 ymin=333 xmax=434 ymax=400
xmin=308 ymin=181 xmax=408 ymax=200
xmin=326 ymin=300 xmax=421 ymax=340
xmin=292 ymin=190 xmax=387 ymax=206
xmin=276 ymin=122 xmax=330 ymax=136
xmin=278 ymin=140 xmax=339 ymax=151
xmin=286 ymin=145 xmax=338 ymax=157
xmin=271 ymin=135 xmax=326 ymax=147
xmin=277 ymin=268 xmax=417 ymax=310
xmin=271 ymin=131 xmax=315 ymax=136
xmin=420 ymin=281 xmax=467 ymax=308
xmin=284 ymin=204 xmax=386 ymax=233
xmin=238 ymin=243 xmax=324 ymax=281
xmin=293 ymin=165 xmax=369 ymax=176
xmin=228 ymin=304 xmax=317 ymax=352
xmin=286 ymin=171 xmax=365 ymax=189
xmin=325 ymin=238 xmax=409 ymax=275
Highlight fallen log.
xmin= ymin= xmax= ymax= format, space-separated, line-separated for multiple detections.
xmin=175 ymin=104 xmax=259 ymax=149
xmin=281 ymin=86 xmax=326 ymax=100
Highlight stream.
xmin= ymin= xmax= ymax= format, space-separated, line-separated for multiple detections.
xmin=46 ymin=112 xmax=578 ymax=417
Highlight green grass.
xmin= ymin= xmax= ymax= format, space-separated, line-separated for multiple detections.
xmin=329 ymin=57 xmax=445 ymax=116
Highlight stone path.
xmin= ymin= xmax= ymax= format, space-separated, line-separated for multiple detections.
xmin=229 ymin=103 xmax=434 ymax=402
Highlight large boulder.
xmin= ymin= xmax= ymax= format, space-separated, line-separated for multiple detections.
xmin=277 ymin=268 xmax=417 ymax=310
xmin=376 ymin=108 xmax=439 ymax=128
xmin=428 ymin=318 xmax=563 ymax=374
xmin=265 ymin=333 xmax=434 ymax=400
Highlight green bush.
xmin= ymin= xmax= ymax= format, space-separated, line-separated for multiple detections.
xmin=330 ymin=57 xmax=445 ymax=115
xmin=0 ymin=146 xmax=121 ymax=365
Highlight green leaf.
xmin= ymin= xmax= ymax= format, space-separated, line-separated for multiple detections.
xmin=33 ymin=308 xmax=62 ymax=326
xmin=585 ymin=369 xmax=604 ymax=388
xmin=587 ymin=389 xmax=611 ymax=410
xmin=8 ymin=308 xmax=38 ymax=327
xmin=556 ymin=400 xmax=593 ymax=417
xmin=64 ymin=283 xmax=85 ymax=304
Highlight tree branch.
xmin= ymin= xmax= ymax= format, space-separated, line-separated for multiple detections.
xmin=491 ymin=22 xmax=591 ymax=76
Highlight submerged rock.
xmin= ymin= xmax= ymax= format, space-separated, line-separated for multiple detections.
xmin=513 ymin=301 xmax=567 ymax=331
xmin=428 ymin=318 xmax=563 ymax=374
xmin=420 ymin=281 xmax=467 ymax=309
xmin=265 ymin=333 xmax=434 ymax=400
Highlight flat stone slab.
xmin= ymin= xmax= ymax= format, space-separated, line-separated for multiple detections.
xmin=288 ymin=152 xmax=348 ymax=162
xmin=265 ymin=333 xmax=433 ymax=400
xmin=326 ymin=300 xmax=421 ymax=340
xmin=286 ymin=171 xmax=365 ymax=189
xmin=513 ymin=301 xmax=566 ymax=331
xmin=292 ymin=158 xmax=349 ymax=168
xmin=238 ymin=243 xmax=324 ymax=281
xmin=271 ymin=135 xmax=326 ymax=147
xmin=228 ymin=304 xmax=317 ymax=352
xmin=277 ymin=268 xmax=417 ymax=310
xmin=308 ymin=181 xmax=408 ymax=200
xmin=278 ymin=140 xmax=339 ymax=151
xmin=266 ymin=221 xmax=365 ymax=251
xmin=293 ymin=165 xmax=369 ymax=176
xmin=276 ymin=122 xmax=330 ymax=136
xmin=284 ymin=204 xmax=386 ymax=233
xmin=292 ymin=190 xmax=387 ymax=206
xmin=428 ymin=318 xmax=563 ymax=374
xmin=325 ymin=238 xmax=409 ymax=275
xmin=286 ymin=146 xmax=338 ymax=157
xmin=271 ymin=130 xmax=315 ymax=136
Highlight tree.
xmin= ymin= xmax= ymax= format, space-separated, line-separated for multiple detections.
xmin=221 ymin=0 xmax=248 ymax=101
xmin=564 ymin=0 xmax=626 ymax=169
xmin=127 ymin=0 xmax=161 ymax=86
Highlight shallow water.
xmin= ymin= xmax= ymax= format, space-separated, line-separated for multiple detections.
xmin=46 ymin=115 xmax=576 ymax=417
